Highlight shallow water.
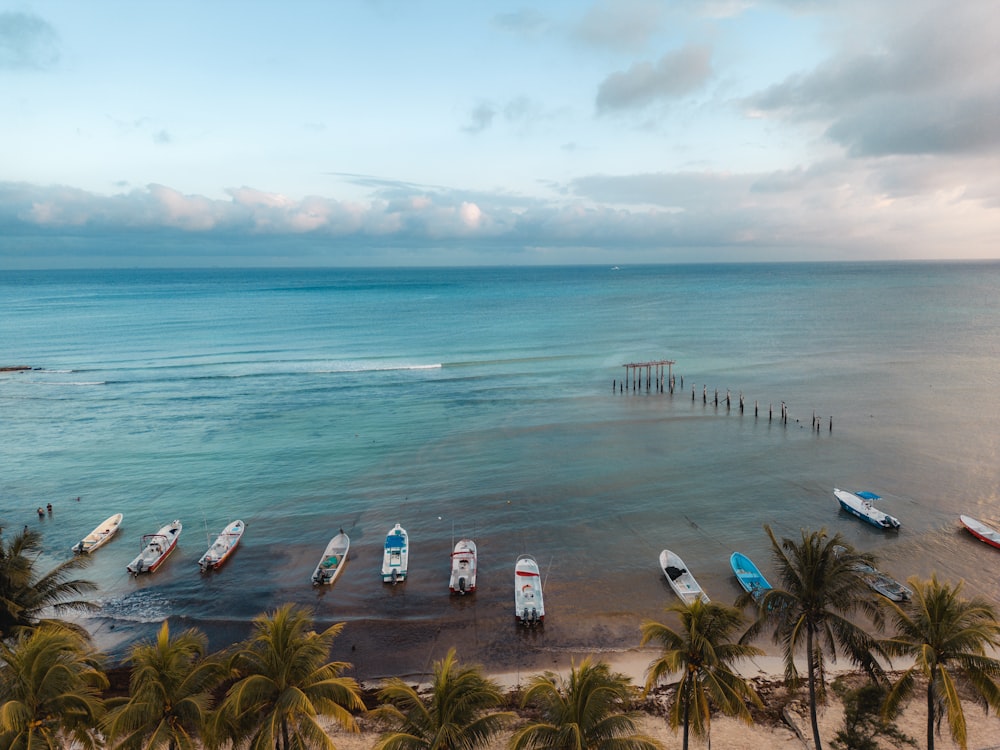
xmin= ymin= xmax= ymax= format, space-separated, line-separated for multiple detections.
xmin=3 ymin=262 xmax=999 ymax=679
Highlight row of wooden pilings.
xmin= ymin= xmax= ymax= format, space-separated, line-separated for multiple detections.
xmin=614 ymin=360 xmax=832 ymax=431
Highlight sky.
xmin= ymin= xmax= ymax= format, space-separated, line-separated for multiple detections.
xmin=2 ymin=0 xmax=999 ymax=268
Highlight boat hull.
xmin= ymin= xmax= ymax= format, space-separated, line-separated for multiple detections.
xmin=515 ymin=554 xmax=544 ymax=625
xmin=198 ymin=519 xmax=245 ymax=571
xmin=659 ymin=549 xmax=709 ymax=604
xmin=381 ymin=523 xmax=408 ymax=583
xmin=313 ymin=531 xmax=350 ymax=585
xmin=73 ymin=513 xmax=123 ymax=554
xmin=127 ymin=520 xmax=182 ymax=575
xmin=730 ymin=551 xmax=772 ymax=602
xmin=960 ymin=515 xmax=1000 ymax=549
xmin=450 ymin=539 xmax=477 ymax=594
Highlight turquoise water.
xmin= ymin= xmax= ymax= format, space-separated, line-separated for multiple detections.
xmin=2 ymin=263 xmax=999 ymax=680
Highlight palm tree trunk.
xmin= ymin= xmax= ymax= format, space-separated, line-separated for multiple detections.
xmin=683 ymin=678 xmax=691 ymax=750
xmin=927 ymin=679 xmax=935 ymax=750
xmin=807 ymin=627 xmax=822 ymax=750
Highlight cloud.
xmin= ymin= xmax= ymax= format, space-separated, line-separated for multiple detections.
xmin=463 ymin=103 xmax=496 ymax=134
xmin=492 ymin=9 xmax=549 ymax=36
xmin=573 ymin=0 xmax=666 ymax=52
xmin=744 ymin=2 xmax=1000 ymax=157
xmin=596 ymin=44 xmax=713 ymax=113
xmin=0 ymin=11 xmax=59 ymax=70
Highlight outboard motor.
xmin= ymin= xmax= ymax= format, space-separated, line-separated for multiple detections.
xmin=391 ymin=569 xmax=398 ymax=584
xmin=458 ymin=577 xmax=466 ymax=593
xmin=522 ymin=607 xmax=530 ymax=624
xmin=531 ymin=607 xmax=538 ymax=625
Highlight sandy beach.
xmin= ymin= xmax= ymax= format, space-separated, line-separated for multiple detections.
xmin=325 ymin=650 xmax=1000 ymax=750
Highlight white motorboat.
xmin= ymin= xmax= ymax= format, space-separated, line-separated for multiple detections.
xmin=312 ymin=529 xmax=350 ymax=585
xmin=659 ymin=549 xmax=709 ymax=604
xmin=514 ymin=554 xmax=544 ymax=625
xmin=72 ymin=513 xmax=123 ymax=554
xmin=197 ymin=519 xmax=245 ymax=572
xmin=126 ymin=520 xmax=182 ymax=575
xmin=381 ymin=523 xmax=408 ymax=583
xmin=834 ymin=488 xmax=901 ymax=530
xmin=449 ymin=539 xmax=477 ymax=594
xmin=960 ymin=514 xmax=1000 ymax=550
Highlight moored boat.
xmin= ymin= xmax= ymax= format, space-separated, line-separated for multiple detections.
xmin=515 ymin=554 xmax=544 ymax=625
xmin=960 ymin=514 xmax=1000 ymax=550
xmin=834 ymin=488 xmax=901 ymax=530
xmin=381 ymin=523 xmax=408 ymax=583
xmin=198 ymin=519 xmax=245 ymax=572
xmin=833 ymin=544 xmax=912 ymax=602
xmin=659 ymin=549 xmax=709 ymax=604
xmin=312 ymin=529 xmax=350 ymax=585
xmin=72 ymin=513 xmax=123 ymax=554
xmin=450 ymin=539 xmax=477 ymax=594
xmin=127 ymin=520 xmax=182 ymax=575
xmin=730 ymin=551 xmax=772 ymax=602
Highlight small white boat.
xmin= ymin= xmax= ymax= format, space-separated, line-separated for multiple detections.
xmin=659 ymin=549 xmax=709 ymax=604
xmin=198 ymin=519 xmax=245 ymax=572
xmin=514 ymin=554 xmax=544 ymax=625
xmin=449 ymin=539 xmax=477 ymax=594
xmin=834 ymin=545 xmax=912 ymax=602
xmin=312 ymin=529 xmax=350 ymax=586
xmin=126 ymin=520 xmax=182 ymax=575
xmin=72 ymin=513 xmax=123 ymax=554
xmin=381 ymin=523 xmax=408 ymax=583
xmin=960 ymin=515 xmax=1000 ymax=550
xmin=834 ymin=488 xmax=901 ymax=530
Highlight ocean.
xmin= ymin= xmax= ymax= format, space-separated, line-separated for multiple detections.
xmin=2 ymin=262 xmax=999 ymax=682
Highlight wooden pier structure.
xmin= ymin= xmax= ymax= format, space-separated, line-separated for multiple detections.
xmin=622 ymin=359 xmax=675 ymax=393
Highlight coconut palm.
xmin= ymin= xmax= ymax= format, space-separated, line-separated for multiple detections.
xmin=0 ymin=625 xmax=107 ymax=749
xmin=509 ymin=657 xmax=663 ymax=750
xmin=0 ymin=527 xmax=98 ymax=638
xmin=641 ymin=598 xmax=763 ymax=750
xmin=742 ymin=526 xmax=887 ymax=750
xmin=371 ymin=647 xmax=514 ymax=750
xmin=882 ymin=574 xmax=1000 ymax=750
xmin=104 ymin=619 xmax=224 ymax=750
xmin=214 ymin=603 xmax=364 ymax=750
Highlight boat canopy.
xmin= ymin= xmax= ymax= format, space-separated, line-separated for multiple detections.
xmin=385 ymin=536 xmax=405 ymax=549
xmin=856 ymin=491 xmax=881 ymax=501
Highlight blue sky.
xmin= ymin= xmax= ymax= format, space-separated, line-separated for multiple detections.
xmin=2 ymin=0 xmax=998 ymax=268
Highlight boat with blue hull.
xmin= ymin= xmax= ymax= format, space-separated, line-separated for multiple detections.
xmin=834 ymin=488 xmax=900 ymax=530
xmin=730 ymin=551 xmax=772 ymax=602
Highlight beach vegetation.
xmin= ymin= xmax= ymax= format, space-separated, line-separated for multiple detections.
xmin=0 ymin=624 xmax=107 ymax=749
xmin=881 ymin=574 xmax=1000 ymax=750
xmin=742 ymin=526 xmax=887 ymax=750
xmin=641 ymin=598 xmax=763 ymax=750
xmin=104 ymin=619 xmax=224 ymax=750
xmin=370 ymin=647 xmax=514 ymax=750
xmin=509 ymin=656 xmax=663 ymax=750
xmin=830 ymin=677 xmax=914 ymax=750
xmin=214 ymin=603 xmax=364 ymax=750
xmin=0 ymin=526 xmax=98 ymax=639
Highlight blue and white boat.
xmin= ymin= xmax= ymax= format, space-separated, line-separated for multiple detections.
xmin=834 ymin=488 xmax=900 ymax=530
xmin=381 ymin=523 xmax=408 ymax=583
xmin=730 ymin=551 xmax=772 ymax=602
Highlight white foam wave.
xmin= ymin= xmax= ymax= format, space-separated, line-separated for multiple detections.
xmin=99 ymin=590 xmax=172 ymax=623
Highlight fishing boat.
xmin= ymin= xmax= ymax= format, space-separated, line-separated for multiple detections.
xmin=514 ymin=554 xmax=544 ymax=625
xmin=730 ymin=551 xmax=772 ymax=602
xmin=659 ymin=549 xmax=709 ymax=604
xmin=449 ymin=539 xmax=477 ymax=594
xmin=960 ymin=515 xmax=1000 ymax=550
xmin=197 ymin=519 xmax=245 ymax=572
xmin=126 ymin=520 xmax=182 ymax=575
xmin=834 ymin=488 xmax=901 ymax=530
xmin=312 ymin=529 xmax=350 ymax=586
xmin=832 ymin=545 xmax=911 ymax=602
xmin=381 ymin=523 xmax=409 ymax=583
xmin=72 ymin=513 xmax=123 ymax=554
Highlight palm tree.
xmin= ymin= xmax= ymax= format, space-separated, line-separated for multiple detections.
xmin=371 ymin=647 xmax=514 ymax=750
xmin=641 ymin=598 xmax=763 ymax=750
xmin=215 ymin=603 xmax=364 ymax=750
xmin=0 ymin=527 xmax=98 ymax=638
xmin=104 ymin=619 xmax=224 ymax=750
xmin=0 ymin=625 xmax=107 ymax=749
xmin=509 ymin=657 xmax=663 ymax=750
xmin=882 ymin=574 xmax=1000 ymax=750
xmin=743 ymin=526 xmax=887 ymax=750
